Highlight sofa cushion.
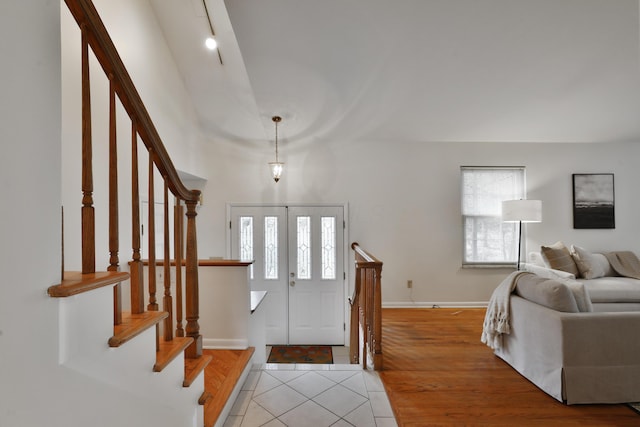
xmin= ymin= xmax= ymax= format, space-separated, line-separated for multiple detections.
xmin=541 ymin=241 xmax=579 ymax=277
xmin=579 ymin=277 xmax=640 ymax=303
xmin=515 ymin=274 xmax=580 ymax=313
xmin=571 ymin=245 xmax=611 ymax=279
xmin=522 ymin=264 xmax=592 ymax=312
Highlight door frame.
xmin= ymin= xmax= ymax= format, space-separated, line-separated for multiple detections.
xmin=225 ymin=202 xmax=350 ymax=346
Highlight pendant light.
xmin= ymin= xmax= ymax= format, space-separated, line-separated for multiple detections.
xmin=269 ymin=116 xmax=284 ymax=183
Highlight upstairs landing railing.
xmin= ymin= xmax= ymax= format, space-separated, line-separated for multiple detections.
xmin=49 ymin=0 xmax=203 ymax=360
xmin=349 ymin=242 xmax=383 ymax=370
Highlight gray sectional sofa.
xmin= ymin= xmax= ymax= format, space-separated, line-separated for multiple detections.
xmin=488 ymin=243 xmax=640 ymax=404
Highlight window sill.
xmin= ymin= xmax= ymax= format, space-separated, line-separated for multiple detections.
xmin=462 ymin=263 xmax=516 ymax=269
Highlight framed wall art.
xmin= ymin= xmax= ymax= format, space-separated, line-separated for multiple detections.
xmin=572 ymin=173 xmax=615 ymax=229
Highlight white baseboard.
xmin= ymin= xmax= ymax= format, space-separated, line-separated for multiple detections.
xmin=203 ymin=338 xmax=249 ymax=350
xmin=382 ymin=301 xmax=488 ymax=308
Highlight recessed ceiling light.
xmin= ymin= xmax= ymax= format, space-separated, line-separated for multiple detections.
xmin=205 ymin=37 xmax=217 ymax=50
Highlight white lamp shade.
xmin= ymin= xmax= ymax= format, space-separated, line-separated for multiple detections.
xmin=269 ymin=161 xmax=284 ymax=182
xmin=502 ymin=199 xmax=542 ymax=223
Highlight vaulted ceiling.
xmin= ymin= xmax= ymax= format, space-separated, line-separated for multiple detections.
xmin=150 ymin=0 xmax=640 ymax=147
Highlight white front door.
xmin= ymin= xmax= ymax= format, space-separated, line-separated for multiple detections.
xmin=230 ymin=205 xmax=345 ymax=345
xmin=287 ymin=206 xmax=344 ymax=345
xmin=230 ymin=206 xmax=288 ymax=344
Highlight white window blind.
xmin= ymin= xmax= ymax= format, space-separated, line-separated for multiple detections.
xmin=461 ymin=167 xmax=525 ymax=266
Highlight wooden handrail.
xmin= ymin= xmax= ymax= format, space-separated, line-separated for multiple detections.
xmin=62 ymin=0 xmax=203 ymax=359
xmin=349 ymin=242 xmax=383 ymax=370
xmin=351 ymin=241 xmax=382 ymax=265
xmin=63 ymin=0 xmax=200 ymax=204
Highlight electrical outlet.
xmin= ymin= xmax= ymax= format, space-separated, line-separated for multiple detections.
xmin=407 ymin=280 xmax=413 ymax=289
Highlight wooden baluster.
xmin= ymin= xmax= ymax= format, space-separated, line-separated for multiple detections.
xmin=108 ymin=75 xmax=122 ymax=325
xmin=361 ymin=267 xmax=368 ymax=369
xmin=147 ymin=150 xmax=158 ymax=311
xmin=163 ymin=181 xmax=173 ymax=341
xmin=81 ymin=25 xmax=95 ymax=275
xmin=130 ymin=121 xmax=144 ymax=314
xmin=350 ymin=265 xmax=361 ymax=364
xmin=184 ymin=198 xmax=202 ymax=358
xmin=367 ymin=268 xmax=373 ymax=347
xmin=174 ymin=199 xmax=184 ymax=337
xmin=369 ymin=268 xmax=375 ymax=358
xmin=61 ymin=206 xmax=64 ymax=283
xmin=373 ymin=266 xmax=383 ymax=369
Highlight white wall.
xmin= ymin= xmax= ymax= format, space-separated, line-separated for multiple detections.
xmin=194 ymin=138 xmax=640 ymax=305
xmin=0 ymin=1 xmax=63 ymax=423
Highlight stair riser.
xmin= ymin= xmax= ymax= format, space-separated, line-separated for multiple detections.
xmin=58 ymin=286 xmax=114 ymax=364
xmin=56 ymin=284 xmax=205 ymax=419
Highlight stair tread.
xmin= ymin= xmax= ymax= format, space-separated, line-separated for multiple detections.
xmin=154 ymin=336 xmax=194 ymax=372
xmin=203 ymin=347 xmax=255 ymax=427
xmin=109 ymin=311 xmax=168 ymax=347
xmin=183 ymin=354 xmax=213 ymax=388
xmin=199 ymin=391 xmax=212 ymax=406
xmin=48 ymin=271 xmax=129 ymax=297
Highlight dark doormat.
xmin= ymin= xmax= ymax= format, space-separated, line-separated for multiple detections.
xmin=267 ymin=345 xmax=333 ymax=364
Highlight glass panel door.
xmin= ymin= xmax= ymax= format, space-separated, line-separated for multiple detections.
xmin=231 ymin=206 xmax=287 ymax=344
xmin=287 ymin=206 xmax=344 ymax=345
xmin=230 ymin=205 xmax=344 ymax=345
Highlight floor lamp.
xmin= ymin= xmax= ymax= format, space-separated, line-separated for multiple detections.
xmin=502 ymin=199 xmax=542 ymax=270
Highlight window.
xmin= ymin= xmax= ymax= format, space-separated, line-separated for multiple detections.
xmin=264 ymin=216 xmax=279 ymax=279
xmin=239 ymin=216 xmax=254 ymax=279
xmin=321 ymin=216 xmax=336 ymax=280
xmin=296 ymin=216 xmax=311 ymax=279
xmin=461 ymin=167 xmax=525 ymax=266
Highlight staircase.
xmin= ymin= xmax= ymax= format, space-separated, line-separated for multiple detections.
xmin=48 ymin=0 xmax=222 ymax=425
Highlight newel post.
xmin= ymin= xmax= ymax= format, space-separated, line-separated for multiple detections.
xmin=184 ymin=198 xmax=202 ymax=358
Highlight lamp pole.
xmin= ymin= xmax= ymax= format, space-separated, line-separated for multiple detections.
xmin=517 ymin=220 xmax=523 ymax=271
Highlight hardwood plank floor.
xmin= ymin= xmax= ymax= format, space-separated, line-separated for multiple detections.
xmin=202 ymin=347 xmax=254 ymax=427
xmin=379 ymin=308 xmax=639 ymax=426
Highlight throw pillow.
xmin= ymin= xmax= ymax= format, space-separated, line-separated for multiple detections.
xmin=571 ymin=245 xmax=606 ymax=279
xmin=515 ymin=273 xmax=579 ymax=313
xmin=540 ymin=241 xmax=579 ymax=277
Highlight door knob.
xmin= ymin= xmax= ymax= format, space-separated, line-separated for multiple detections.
xmin=290 ymin=280 xmax=295 ymax=287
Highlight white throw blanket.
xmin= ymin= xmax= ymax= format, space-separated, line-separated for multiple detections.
xmin=481 ymin=271 xmax=529 ymax=350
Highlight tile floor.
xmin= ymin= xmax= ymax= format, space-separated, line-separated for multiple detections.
xmin=223 ymin=346 xmax=397 ymax=427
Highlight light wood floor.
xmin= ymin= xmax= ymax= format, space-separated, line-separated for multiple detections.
xmin=202 ymin=347 xmax=254 ymax=426
xmin=379 ymin=308 xmax=639 ymax=426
